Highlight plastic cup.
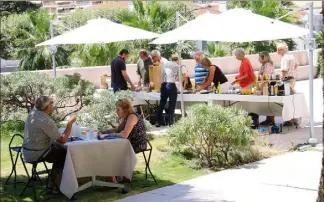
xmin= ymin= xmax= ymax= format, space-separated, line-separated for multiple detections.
xmin=80 ymin=127 xmax=88 ymax=137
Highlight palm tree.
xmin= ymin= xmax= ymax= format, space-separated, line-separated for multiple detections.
xmin=206 ymin=42 xmax=229 ymax=57
xmin=12 ymin=9 xmax=70 ymax=70
xmin=117 ymin=0 xmax=197 ymax=59
xmin=70 ymin=43 xmax=121 ymax=67
xmin=227 ymin=0 xmax=298 ymax=53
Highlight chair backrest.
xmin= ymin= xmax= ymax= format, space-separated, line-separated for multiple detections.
xmin=145 ymin=137 xmax=153 ymax=150
xmin=8 ymin=134 xmax=24 ymax=149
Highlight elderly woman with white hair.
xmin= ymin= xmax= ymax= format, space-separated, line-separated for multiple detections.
xmin=231 ymin=48 xmax=255 ymax=89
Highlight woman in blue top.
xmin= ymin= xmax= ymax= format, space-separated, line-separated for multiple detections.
xmin=194 ymin=51 xmax=209 ymax=87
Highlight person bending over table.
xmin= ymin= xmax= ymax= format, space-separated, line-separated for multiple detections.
xmin=196 ymin=57 xmax=228 ymax=91
xmin=194 ymin=51 xmax=209 ymax=89
xmin=231 ymin=48 xmax=255 ymax=89
xmin=22 ymin=96 xmax=77 ymax=194
xmin=136 ymin=49 xmax=153 ymax=90
xmin=111 ymin=49 xmax=136 ymax=93
xmin=98 ymin=99 xmax=147 ymax=153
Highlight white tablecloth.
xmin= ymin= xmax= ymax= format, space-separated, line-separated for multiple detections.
xmin=60 ymin=138 xmax=137 ymax=199
xmin=133 ymin=92 xmax=309 ymax=126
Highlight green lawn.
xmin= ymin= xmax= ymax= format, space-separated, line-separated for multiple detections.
xmin=0 ymin=136 xmax=209 ymax=202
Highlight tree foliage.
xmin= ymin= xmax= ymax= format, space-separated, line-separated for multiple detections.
xmin=70 ymin=43 xmax=122 ymax=67
xmin=0 ymin=12 xmax=30 ymax=59
xmin=78 ymin=90 xmax=133 ymax=130
xmin=0 ymin=1 xmax=40 ymax=16
xmin=116 ymin=0 xmax=197 ymax=59
xmin=206 ymin=42 xmax=229 ymax=57
xmin=0 ymin=72 xmax=95 ymax=123
xmin=60 ymin=7 xmax=123 ymax=30
xmin=1 ymin=9 xmax=70 ymax=70
xmin=58 ymin=6 xmax=130 ymax=66
xmin=315 ymin=31 xmax=324 ymax=78
xmin=227 ymin=0 xmax=299 ymax=53
xmin=1 ymin=1 xmax=197 ymax=68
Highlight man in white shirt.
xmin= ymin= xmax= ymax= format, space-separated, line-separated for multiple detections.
xmin=150 ymin=50 xmax=168 ymax=74
xmin=277 ymin=42 xmax=299 ymax=126
xmin=277 ymin=42 xmax=299 ymax=93
xmin=151 ymin=52 xmax=179 ymax=127
xmin=149 ymin=50 xmax=168 ymax=92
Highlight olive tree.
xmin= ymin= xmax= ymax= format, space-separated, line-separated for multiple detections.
xmin=77 ymin=90 xmax=133 ymax=131
xmin=0 ymin=72 xmax=95 ymax=122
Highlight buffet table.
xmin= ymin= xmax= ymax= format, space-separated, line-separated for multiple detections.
xmin=60 ymin=138 xmax=137 ymax=199
xmin=132 ymin=92 xmax=309 ymax=126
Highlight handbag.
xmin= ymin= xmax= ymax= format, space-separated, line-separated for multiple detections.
xmin=181 ymin=65 xmax=192 ymax=90
xmin=183 ymin=76 xmax=192 ymax=90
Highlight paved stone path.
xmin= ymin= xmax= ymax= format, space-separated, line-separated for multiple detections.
xmin=116 ymin=151 xmax=322 ymax=202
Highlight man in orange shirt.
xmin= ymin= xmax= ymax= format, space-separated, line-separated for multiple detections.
xmin=231 ymin=48 xmax=255 ymax=89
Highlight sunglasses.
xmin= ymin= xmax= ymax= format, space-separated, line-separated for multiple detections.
xmin=41 ymin=101 xmax=54 ymax=111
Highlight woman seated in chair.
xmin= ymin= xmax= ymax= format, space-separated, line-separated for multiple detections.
xmin=98 ymin=99 xmax=147 ymax=154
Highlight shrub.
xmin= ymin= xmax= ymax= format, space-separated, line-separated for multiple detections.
xmin=0 ymin=120 xmax=25 ymax=139
xmin=168 ymin=104 xmax=253 ymax=168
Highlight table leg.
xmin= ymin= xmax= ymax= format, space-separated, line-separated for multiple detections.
xmin=77 ymin=180 xmax=93 ymax=192
xmin=77 ymin=176 xmax=124 ymax=193
xmin=94 ymin=180 xmax=124 ymax=188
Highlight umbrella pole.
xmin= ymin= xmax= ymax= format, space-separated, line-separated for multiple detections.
xmin=50 ymin=20 xmax=57 ymax=78
xmin=177 ymin=44 xmax=185 ymax=118
xmin=307 ymin=2 xmax=316 ymax=146
xmin=176 ymin=12 xmax=185 ymax=118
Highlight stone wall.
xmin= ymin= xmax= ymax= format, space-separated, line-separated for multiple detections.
xmin=1 ymin=49 xmax=320 ymax=88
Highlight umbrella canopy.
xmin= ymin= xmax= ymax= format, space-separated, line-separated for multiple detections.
xmin=151 ymin=8 xmax=309 ymax=44
xmin=37 ymin=18 xmax=159 ymax=46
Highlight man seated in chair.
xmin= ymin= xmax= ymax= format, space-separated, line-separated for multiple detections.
xmin=22 ymin=96 xmax=76 ymax=193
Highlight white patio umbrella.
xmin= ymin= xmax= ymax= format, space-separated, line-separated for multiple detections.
xmin=151 ymin=8 xmax=309 ymax=44
xmin=151 ymin=8 xmax=315 ymax=144
xmin=37 ymin=18 xmax=159 ymax=46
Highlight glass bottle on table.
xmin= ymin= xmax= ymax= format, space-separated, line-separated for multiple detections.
xmin=217 ymin=82 xmax=222 ymax=94
xmin=274 ymin=84 xmax=279 ymax=96
xmin=253 ymin=87 xmax=257 ymax=95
